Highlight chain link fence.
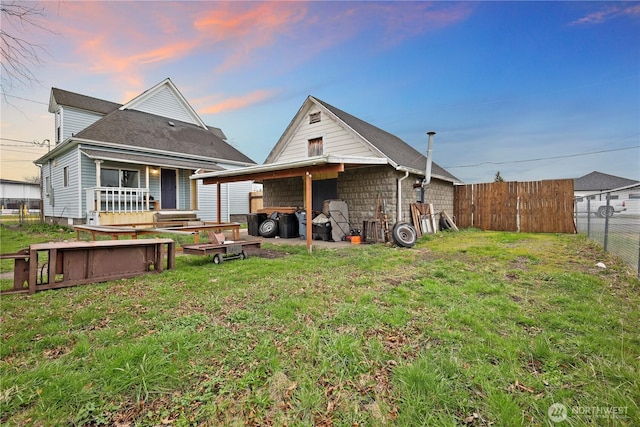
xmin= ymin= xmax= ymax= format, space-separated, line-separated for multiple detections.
xmin=574 ymin=184 xmax=640 ymax=277
xmin=0 ymin=201 xmax=43 ymax=226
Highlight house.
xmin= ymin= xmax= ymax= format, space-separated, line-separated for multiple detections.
xmin=574 ymin=171 xmax=639 ymax=201
xmin=34 ymin=79 xmax=256 ymax=226
xmin=0 ymin=179 xmax=41 ymax=213
xmin=194 ymin=95 xmax=460 ymax=244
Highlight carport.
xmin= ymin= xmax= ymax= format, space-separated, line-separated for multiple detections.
xmin=191 ymin=155 xmax=387 ymax=252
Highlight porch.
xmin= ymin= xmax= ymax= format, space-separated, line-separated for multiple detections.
xmin=85 ymin=187 xmax=198 ymax=226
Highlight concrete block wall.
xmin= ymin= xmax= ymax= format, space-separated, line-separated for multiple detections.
xmin=338 ymin=166 xmax=398 ymax=228
xmin=263 ymin=177 xmax=304 ymax=208
xmin=263 ymin=166 xmax=456 ymax=230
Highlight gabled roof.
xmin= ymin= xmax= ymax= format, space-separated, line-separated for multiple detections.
xmin=119 ymin=78 xmax=208 ymax=129
xmin=266 ymin=96 xmax=459 ymax=183
xmin=574 ymin=171 xmax=639 ymax=191
xmin=49 ymin=88 xmax=121 ymax=114
xmin=39 ymin=81 xmax=255 ymax=167
xmin=73 ymin=109 xmax=254 ymax=164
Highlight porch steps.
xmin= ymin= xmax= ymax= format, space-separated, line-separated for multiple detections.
xmin=154 ymin=212 xmax=200 ymax=223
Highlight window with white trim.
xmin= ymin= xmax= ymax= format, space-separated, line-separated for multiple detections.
xmin=101 ymin=168 xmax=139 ymax=188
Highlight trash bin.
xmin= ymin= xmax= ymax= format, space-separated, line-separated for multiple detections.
xmin=312 ymin=222 xmax=332 ymax=241
xmin=295 ymin=211 xmax=306 ymax=239
xmin=278 ymin=213 xmax=299 ymax=238
xmin=247 ymin=213 xmax=267 ymax=236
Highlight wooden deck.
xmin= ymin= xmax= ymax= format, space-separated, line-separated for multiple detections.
xmin=74 ymin=222 xmax=241 ymax=242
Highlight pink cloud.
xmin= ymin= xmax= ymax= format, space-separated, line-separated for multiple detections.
xmin=194 ymin=2 xmax=307 ymax=73
xmin=570 ymin=4 xmax=640 ymax=25
xmin=197 ymin=89 xmax=277 ymax=114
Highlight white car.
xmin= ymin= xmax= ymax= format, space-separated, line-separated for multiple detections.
xmin=621 ymin=197 xmax=640 ymax=216
xmin=575 ymin=197 xmax=626 ymax=217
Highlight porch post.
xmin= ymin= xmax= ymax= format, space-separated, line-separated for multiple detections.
xmin=95 ymin=160 xmax=103 ymax=212
xmin=145 ymin=166 xmax=150 ymax=211
xmin=305 ymin=171 xmax=313 ymax=253
xmin=217 ymin=182 xmax=222 ymax=224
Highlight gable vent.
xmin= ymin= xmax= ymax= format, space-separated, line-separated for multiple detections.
xmin=309 ymin=112 xmax=321 ymax=124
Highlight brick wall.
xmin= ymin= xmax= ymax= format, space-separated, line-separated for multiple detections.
xmin=263 ymin=165 xmax=455 ymax=230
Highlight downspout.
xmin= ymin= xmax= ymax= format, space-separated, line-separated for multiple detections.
xmin=397 ymin=170 xmax=409 ymax=223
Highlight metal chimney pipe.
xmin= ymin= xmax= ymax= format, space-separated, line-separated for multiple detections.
xmin=424 ymin=131 xmax=436 ymax=187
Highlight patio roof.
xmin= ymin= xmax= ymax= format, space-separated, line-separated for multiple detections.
xmin=191 ymin=155 xmax=391 ymax=184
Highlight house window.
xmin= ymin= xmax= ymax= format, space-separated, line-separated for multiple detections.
xmin=101 ymin=168 xmax=139 ymax=188
xmin=63 ymin=167 xmax=69 ymax=187
xmin=309 ymin=112 xmax=321 ymax=124
xmin=308 ymin=137 xmax=323 ymax=157
xmin=45 ymin=177 xmax=50 ymax=196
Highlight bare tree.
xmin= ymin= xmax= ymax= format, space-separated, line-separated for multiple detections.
xmin=0 ymin=1 xmax=50 ymax=98
xmin=25 ymin=174 xmax=41 ymax=184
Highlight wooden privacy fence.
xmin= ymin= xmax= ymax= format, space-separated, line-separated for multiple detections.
xmin=454 ymin=179 xmax=575 ymax=233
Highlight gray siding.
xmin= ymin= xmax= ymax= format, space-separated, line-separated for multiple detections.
xmin=45 ymin=148 xmax=82 ymax=221
xmin=178 ymin=169 xmax=192 ymax=209
xmin=128 ymin=86 xmax=196 ymax=125
xmin=62 ymin=107 xmax=104 ymax=140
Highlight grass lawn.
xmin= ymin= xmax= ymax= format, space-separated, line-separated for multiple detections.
xmin=1 ymin=224 xmax=638 ymax=426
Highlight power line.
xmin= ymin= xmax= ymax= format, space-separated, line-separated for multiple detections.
xmin=3 ymin=94 xmax=49 ymax=105
xmin=444 ymin=145 xmax=640 ymax=169
xmin=0 ymin=137 xmax=35 ymax=144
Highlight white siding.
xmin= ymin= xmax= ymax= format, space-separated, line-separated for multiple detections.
xmin=0 ymin=182 xmax=41 ymax=199
xmin=128 ymin=86 xmax=196 ymax=125
xmin=228 ymin=181 xmax=252 ymax=214
xmin=197 ymin=181 xmax=229 ymax=222
xmin=61 ymin=107 xmax=104 ymax=140
xmin=275 ymin=107 xmax=380 ymax=163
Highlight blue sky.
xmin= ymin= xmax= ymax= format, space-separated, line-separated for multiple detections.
xmin=1 ymin=1 xmax=638 ymax=184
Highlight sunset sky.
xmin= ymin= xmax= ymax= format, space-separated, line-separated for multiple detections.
xmin=1 ymin=1 xmax=638 ymax=184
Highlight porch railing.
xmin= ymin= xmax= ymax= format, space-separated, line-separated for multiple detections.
xmin=86 ymin=187 xmax=150 ymax=213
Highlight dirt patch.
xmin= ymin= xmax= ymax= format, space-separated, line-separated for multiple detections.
xmin=245 ymin=248 xmax=289 ymax=259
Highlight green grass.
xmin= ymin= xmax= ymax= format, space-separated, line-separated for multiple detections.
xmin=1 ymin=225 xmax=639 ymax=426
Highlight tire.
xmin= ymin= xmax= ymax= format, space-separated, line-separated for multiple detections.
xmin=391 ymin=222 xmax=417 ymax=248
xmin=213 ymin=254 xmax=224 ymax=264
xmin=259 ymin=218 xmax=278 ymax=238
xmin=439 ymin=216 xmax=452 ymax=230
xmin=239 ymin=250 xmax=248 ymax=260
xmin=597 ymin=206 xmax=614 ymax=218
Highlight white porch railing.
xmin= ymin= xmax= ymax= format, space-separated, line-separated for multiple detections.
xmin=86 ymin=187 xmax=150 ymax=213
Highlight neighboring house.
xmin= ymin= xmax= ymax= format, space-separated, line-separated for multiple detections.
xmin=0 ymin=179 xmax=41 ymax=213
xmin=574 ymin=171 xmax=639 ymax=200
xmin=34 ymin=79 xmax=256 ymax=226
xmin=195 ymin=95 xmax=460 ymax=239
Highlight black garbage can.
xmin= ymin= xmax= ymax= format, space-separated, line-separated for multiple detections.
xmin=278 ymin=213 xmax=299 ymax=238
xmin=247 ymin=213 xmax=267 ymax=236
xmin=295 ymin=211 xmax=306 ymax=239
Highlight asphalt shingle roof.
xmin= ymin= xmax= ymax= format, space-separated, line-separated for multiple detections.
xmin=313 ymin=97 xmax=460 ymax=182
xmin=74 ymin=109 xmax=255 ymax=164
xmin=50 ymin=88 xmax=121 ymax=114
xmin=574 ymin=171 xmax=639 ymax=191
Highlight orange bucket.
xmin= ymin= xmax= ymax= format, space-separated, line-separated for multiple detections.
xmin=351 ymin=236 xmax=361 ymax=245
